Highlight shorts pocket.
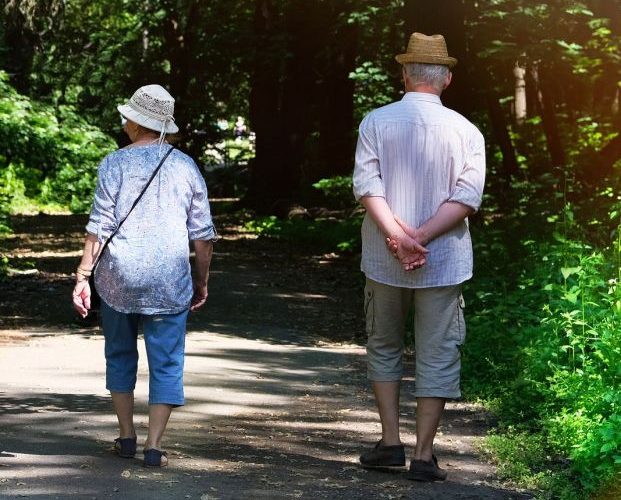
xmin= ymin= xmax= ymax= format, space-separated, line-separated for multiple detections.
xmin=447 ymin=293 xmax=466 ymax=345
xmin=364 ymin=284 xmax=375 ymax=337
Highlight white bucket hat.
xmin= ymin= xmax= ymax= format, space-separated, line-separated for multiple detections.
xmin=117 ymin=85 xmax=179 ymax=140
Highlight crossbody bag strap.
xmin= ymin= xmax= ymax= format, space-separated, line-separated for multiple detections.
xmin=92 ymin=145 xmax=175 ymax=272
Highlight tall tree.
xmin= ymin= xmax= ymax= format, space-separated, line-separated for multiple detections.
xmin=247 ymin=0 xmax=359 ymax=211
xmin=0 ymin=0 xmax=64 ymax=92
xmin=316 ymin=3 xmax=358 ymax=181
xmin=246 ymin=0 xmax=294 ymax=210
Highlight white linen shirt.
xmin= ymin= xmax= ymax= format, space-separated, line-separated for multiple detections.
xmin=353 ymin=92 xmax=486 ymax=288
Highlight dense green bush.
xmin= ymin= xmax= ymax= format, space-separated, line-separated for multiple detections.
xmin=464 ymin=190 xmax=621 ymax=498
xmin=0 ymin=71 xmax=116 ymax=213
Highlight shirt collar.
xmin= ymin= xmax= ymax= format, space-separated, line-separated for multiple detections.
xmin=401 ymin=92 xmax=442 ymax=105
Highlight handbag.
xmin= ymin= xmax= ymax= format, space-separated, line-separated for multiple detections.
xmin=87 ymin=145 xmax=175 ymax=312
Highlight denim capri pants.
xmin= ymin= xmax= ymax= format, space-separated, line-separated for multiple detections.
xmin=101 ymin=300 xmax=189 ymax=406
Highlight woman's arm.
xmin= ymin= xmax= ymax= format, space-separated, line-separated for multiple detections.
xmin=189 ymin=239 xmax=214 ymax=312
xmin=72 ymin=233 xmax=102 ymax=318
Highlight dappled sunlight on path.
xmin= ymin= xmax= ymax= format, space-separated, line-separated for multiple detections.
xmin=0 ymin=331 xmax=530 ymax=499
xmin=0 ymin=214 xmax=532 ymax=498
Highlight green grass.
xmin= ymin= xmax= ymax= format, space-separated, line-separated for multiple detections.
xmin=244 ymin=214 xmax=363 ymax=253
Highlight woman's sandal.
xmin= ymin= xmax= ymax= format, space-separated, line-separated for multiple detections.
xmin=143 ymin=448 xmax=168 ymax=467
xmin=114 ymin=437 xmax=137 ymax=458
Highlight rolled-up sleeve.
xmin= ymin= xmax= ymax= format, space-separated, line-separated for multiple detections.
xmin=85 ymin=157 xmax=120 ymax=242
xmin=353 ymin=114 xmax=385 ymax=201
xmin=448 ymin=129 xmax=486 ymax=212
xmin=187 ymin=169 xmax=217 ymax=241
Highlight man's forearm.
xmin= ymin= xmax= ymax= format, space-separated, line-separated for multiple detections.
xmin=417 ymin=202 xmax=474 ymax=245
xmin=360 ymin=196 xmax=408 ymax=240
xmin=192 ymin=240 xmax=214 ymax=284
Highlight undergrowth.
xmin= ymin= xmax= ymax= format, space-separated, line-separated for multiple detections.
xmin=463 ymin=179 xmax=621 ymax=499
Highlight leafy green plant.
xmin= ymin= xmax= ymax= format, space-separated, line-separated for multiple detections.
xmin=349 ymin=61 xmax=394 ymax=122
xmin=312 ymin=176 xmax=355 ymax=209
xmin=465 ymin=188 xmax=621 ymax=499
xmin=0 ymin=71 xmax=116 ymax=213
xmin=244 ymin=214 xmax=362 ymax=254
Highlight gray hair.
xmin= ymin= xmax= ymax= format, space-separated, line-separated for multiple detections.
xmin=404 ymin=63 xmax=450 ymax=91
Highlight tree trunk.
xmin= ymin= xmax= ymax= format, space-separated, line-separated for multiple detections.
xmin=161 ymin=1 xmax=201 ymax=155
xmin=614 ymin=86 xmax=621 ymax=131
xmin=1 ymin=13 xmax=37 ymax=92
xmin=247 ymin=0 xmax=332 ymax=212
xmin=531 ymin=63 xmax=565 ymax=168
xmin=486 ymin=92 xmax=519 ymax=178
xmin=513 ymin=61 xmax=527 ymax=124
xmin=583 ymin=135 xmax=621 ymax=184
xmin=316 ymin=2 xmax=357 ymax=181
xmin=245 ymin=0 xmax=288 ymax=212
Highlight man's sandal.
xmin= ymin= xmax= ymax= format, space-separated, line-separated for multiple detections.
xmin=359 ymin=440 xmax=406 ymax=469
xmin=114 ymin=437 xmax=137 ymax=458
xmin=407 ymin=455 xmax=448 ymax=482
xmin=143 ymin=448 xmax=168 ymax=467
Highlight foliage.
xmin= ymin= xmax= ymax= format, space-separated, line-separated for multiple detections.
xmin=0 ymin=71 xmax=116 ymax=213
xmin=480 ymin=430 xmax=584 ymax=499
xmin=201 ymin=121 xmax=255 ymax=198
xmin=349 ymin=61 xmax=396 ymax=123
xmin=1 ymin=0 xmax=621 ymax=497
xmin=464 ymin=175 xmax=621 ymax=498
xmin=244 ymin=214 xmax=362 ymax=254
xmin=312 ymin=176 xmax=356 ymax=209
xmin=2 ymin=0 xmax=254 ymax=158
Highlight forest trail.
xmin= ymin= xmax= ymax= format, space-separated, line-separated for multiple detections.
xmin=0 ymin=211 xmax=531 ymax=499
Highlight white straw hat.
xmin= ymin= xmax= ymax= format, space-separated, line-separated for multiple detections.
xmin=117 ymin=84 xmax=179 ymax=135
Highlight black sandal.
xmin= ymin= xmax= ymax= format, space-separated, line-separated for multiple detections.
xmin=143 ymin=448 xmax=168 ymax=467
xmin=114 ymin=437 xmax=137 ymax=458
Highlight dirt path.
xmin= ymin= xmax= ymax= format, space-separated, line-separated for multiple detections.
xmin=0 ymin=212 xmax=532 ymax=499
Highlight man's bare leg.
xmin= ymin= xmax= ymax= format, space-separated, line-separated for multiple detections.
xmin=414 ymin=397 xmax=445 ymax=461
xmin=372 ymin=381 xmax=401 ymax=446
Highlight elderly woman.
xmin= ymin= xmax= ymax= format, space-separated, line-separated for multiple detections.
xmin=72 ymin=84 xmax=217 ymax=467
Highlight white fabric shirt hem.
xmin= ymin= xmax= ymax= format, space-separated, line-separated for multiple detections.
xmin=362 ymin=269 xmax=472 ymax=289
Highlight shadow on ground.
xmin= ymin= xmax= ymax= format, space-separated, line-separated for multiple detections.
xmin=1 ymin=331 xmax=529 ymax=499
xmin=1 ymin=213 xmax=364 ymax=347
xmin=0 ymin=214 xmax=531 ymax=499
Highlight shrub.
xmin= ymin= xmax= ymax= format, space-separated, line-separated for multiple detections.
xmin=0 ymin=71 xmax=116 ymax=213
xmin=312 ymin=176 xmax=355 ymax=209
xmin=244 ymin=214 xmax=362 ymax=253
xmin=465 ymin=197 xmax=621 ymax=498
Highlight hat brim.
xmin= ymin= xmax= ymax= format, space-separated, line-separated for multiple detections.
xmin=117 ymin=104 xmax=179 ymax=134
xmin=395 ymin=54 xmax=457 ymax=68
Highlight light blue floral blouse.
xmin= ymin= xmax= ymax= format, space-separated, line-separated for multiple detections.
xmin=86 ymin=144 xmax=217 ymax=315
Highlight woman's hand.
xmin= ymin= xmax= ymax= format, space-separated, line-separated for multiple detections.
xmin=190 ymin=281 xmax=208 ymax=312
xmin=72 ymin=280 xmax=91 ymax=318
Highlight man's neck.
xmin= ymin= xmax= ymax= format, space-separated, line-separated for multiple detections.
xmin=406 ymin=83 xmax=442 ymax=96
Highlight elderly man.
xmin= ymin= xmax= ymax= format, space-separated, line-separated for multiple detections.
xmin=353 ymin=33 xmax=485 ymax=481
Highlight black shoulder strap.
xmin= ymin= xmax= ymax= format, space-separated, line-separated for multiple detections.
xmin=92 ymin=145 xmax=175 ymax=271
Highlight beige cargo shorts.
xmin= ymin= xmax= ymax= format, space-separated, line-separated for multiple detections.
xmin=364 ymin=278 xmax=466 ymax=399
